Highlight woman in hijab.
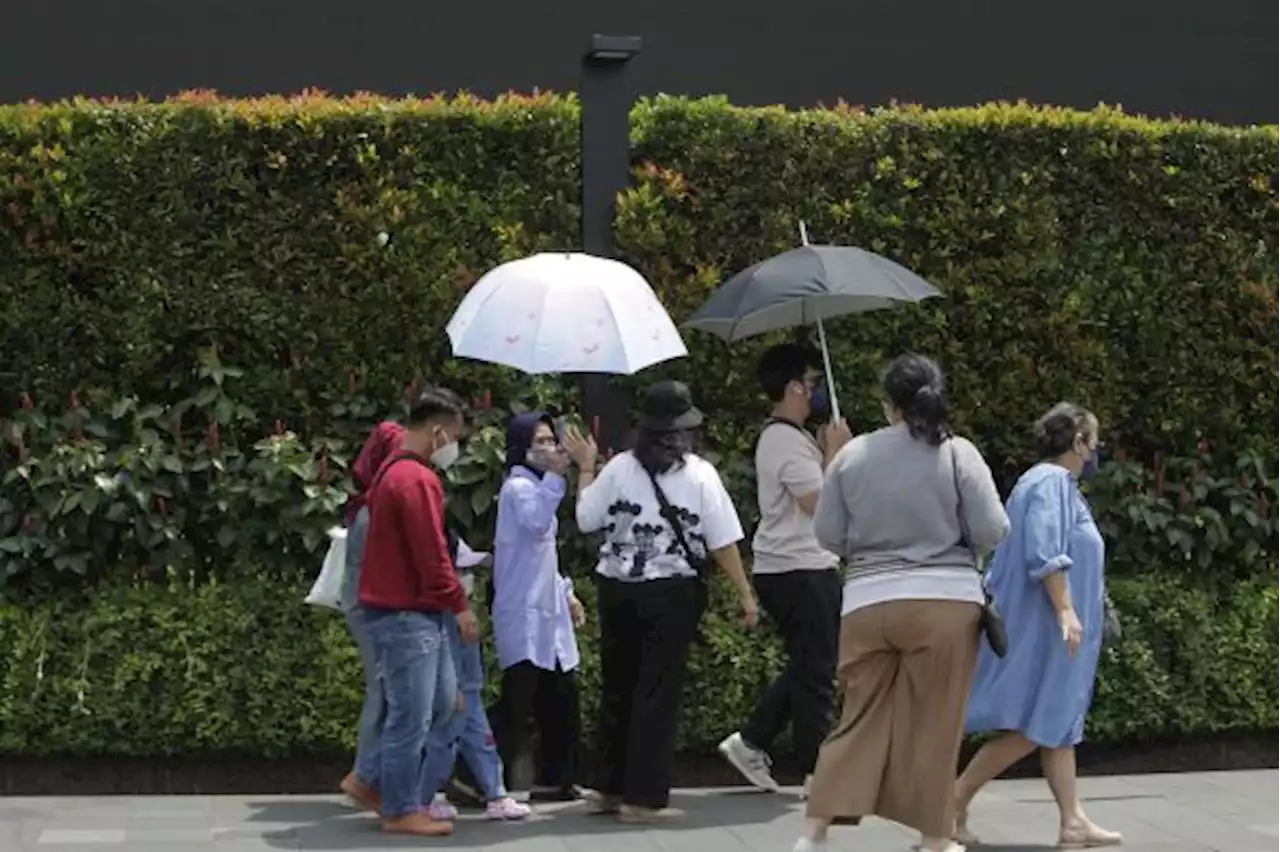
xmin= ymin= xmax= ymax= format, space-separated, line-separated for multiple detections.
xmin=490 ymin=411 xmax=588 ymax=802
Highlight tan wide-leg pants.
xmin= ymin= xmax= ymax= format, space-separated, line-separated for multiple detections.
xmin=805 ymin=599 xmax=981 ymax=839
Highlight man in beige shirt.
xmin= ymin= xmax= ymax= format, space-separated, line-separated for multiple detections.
xmin=719 ymin=344 xmax=851 ymax=795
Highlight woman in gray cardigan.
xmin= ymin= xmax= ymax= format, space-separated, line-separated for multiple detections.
xmin=793 ymin=354 xmax=1010 ymax=852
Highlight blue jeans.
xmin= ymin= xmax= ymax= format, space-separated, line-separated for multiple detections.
xmin=347 ymin=608 xmax=385 ymax=788
xmin=423 ymin=615 xmax=507 ymax=801
xmin=361 ymin=609 xmax=457 ymax=817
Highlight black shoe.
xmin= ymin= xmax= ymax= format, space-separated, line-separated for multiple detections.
xmin=445 ymin=777 xmax=486 ymax=809
xmin=529 ymin=784 xmax=584 ymax=802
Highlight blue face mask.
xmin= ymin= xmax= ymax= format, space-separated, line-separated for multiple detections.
xmin=808 ymin=382 xmax=831 ymax=422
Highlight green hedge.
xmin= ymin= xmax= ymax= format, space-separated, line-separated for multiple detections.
xmin=1 ymin=94 xmax=1276 ymax=758
xmin=0 ymin=92 xmax=580 ymax=422
xmin=0 ymin=572 xmax=1273 ymax=757
xmin=1 ymin=95 xmax=1276 ymax=478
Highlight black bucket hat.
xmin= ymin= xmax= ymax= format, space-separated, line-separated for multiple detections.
xmin=638 ymin=380 xmax=704 ymax=432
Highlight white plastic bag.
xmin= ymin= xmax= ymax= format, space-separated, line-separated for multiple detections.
xmin=455 ymin=538 xmax=490 ymax=599
xmin=304 ymin=526 xmax=348 ymax=611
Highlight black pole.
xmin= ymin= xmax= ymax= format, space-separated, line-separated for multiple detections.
xmin=579 ymin=34 xmax=641 ymax=455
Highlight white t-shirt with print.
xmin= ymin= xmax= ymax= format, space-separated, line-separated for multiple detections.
xmin=576 ymin=451 xmax=745 ymax=582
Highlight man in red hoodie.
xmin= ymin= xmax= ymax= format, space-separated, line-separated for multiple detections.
xmin=357 ymin=386 xmax=479 ymax=837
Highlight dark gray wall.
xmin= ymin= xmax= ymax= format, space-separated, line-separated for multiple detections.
xmin=1 ymin=0 xmax=1276 ymax=124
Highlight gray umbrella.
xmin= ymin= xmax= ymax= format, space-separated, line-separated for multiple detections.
xmin=683 ymin=244 xmax=942 ymax=341
xmin=683 ymin=233 xmax=943 ymax=421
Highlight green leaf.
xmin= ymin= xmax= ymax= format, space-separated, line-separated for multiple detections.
xmin=469 ymin=481 xmax=496 ymax=516
xmin=80 ymin=488 xmax=101 ymax=515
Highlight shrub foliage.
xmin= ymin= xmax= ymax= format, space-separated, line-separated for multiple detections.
xmin=0 ymin=93 xmax=1276 ymax=758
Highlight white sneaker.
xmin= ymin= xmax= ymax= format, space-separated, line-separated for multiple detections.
xmin=485 ymin=796 xmax=531 ymax=820
xmin=792 ymin=838 xmax=828 ymax=852
xmin=718 ymin=732 xmax=780 ymax=792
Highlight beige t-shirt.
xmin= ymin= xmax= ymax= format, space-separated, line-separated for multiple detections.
xmin=751 ymin=420 xmax=840 ymax=574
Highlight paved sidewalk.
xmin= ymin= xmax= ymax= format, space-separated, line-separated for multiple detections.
xmin=0 ymin=770 xmax=1274 ymax=851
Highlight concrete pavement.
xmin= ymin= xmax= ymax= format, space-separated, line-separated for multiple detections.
xmin=0 ymin=770 xmax=1274 ymax=851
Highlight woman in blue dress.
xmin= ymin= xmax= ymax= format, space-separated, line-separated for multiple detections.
xmin=954 ymin=403 xmax=1121 ymax=849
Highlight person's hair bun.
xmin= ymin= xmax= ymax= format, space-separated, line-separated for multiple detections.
xmin=1034 ymin=402 xmax=1097 ymax=459
xmin=882 ymin=353 xmax=951 ymax=445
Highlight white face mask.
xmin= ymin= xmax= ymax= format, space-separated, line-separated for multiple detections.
xmin=430 ymin=433 xmax=460 ymax=470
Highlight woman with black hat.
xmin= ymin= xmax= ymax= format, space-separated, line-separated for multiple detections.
xmin=563 ymin=379 xmax=758 ymax=824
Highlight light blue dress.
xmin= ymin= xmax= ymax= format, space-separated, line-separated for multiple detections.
xmin=492 ymin=466 xmax=581 ymax=673
xmin=965 ymin=462 xmax=1106 ymax=748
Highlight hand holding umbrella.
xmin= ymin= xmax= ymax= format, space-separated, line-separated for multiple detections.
xmin=818 ymin=417 xmax=855 ymax=460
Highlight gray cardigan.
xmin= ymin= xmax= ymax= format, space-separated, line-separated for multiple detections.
xmin=814 ymin=423 xmax=1010 ymax=576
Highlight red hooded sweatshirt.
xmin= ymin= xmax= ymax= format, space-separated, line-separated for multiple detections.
xmin=344 ymin=421 xmax=406 ymax=526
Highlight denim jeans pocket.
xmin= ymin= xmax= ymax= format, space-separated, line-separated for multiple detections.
xmin=370 ymin=613 xmax=444 ymax=680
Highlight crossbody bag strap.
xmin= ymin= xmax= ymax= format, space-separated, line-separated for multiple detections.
xmin=760 ymin=416 xmax=815 ymax=449
xmin=762 ymin=416 xmax=810 ymax=436
xmin=644 ymin=467 xmax=701 ymax=573
xmin=948 ymin=438 xmax=985 ymax=576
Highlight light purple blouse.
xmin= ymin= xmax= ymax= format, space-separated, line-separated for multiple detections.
xmin=491 ymin=466 xmax=580 ymax=672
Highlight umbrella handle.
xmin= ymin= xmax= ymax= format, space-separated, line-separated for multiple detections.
xmin=816 ymin=315 xmax=841 ymax=423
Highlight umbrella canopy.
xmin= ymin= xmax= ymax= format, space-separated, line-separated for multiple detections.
xmin=683 ymin=244 xmax=942 ymax=341
xmin=446 ymin=252 xmax=687 ymax=375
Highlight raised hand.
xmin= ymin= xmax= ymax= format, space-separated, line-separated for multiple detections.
xmin=561 ymin=423 xmax=599 ymax=470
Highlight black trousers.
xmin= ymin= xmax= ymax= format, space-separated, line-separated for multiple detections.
xmin=595 ymin=575 xmax=707 ymax=809
xmin=492 ymin=660 xmax=580 ymax=791
xmin=740 ymin=567 xmax=842 ymax=774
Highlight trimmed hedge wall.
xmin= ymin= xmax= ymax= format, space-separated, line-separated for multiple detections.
xmin=0 ymin=94 xmax=1276 ymax=760
xmin=1 ymin=95 xmax=1275 ymax=475
xmin=0 ymin=573 xmax=1273 ymax=757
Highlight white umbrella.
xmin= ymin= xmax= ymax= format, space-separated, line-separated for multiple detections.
xmin=445 ymin=252 xmax=688 ymax=375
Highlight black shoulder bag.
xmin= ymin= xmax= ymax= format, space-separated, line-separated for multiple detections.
xmin=644 ymin=468 xmax=710 ymax=580
xmin=948 ymin=439 xmax=1008 ymax=658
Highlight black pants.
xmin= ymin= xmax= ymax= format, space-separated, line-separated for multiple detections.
xmin=595 ymin=575 xmax=707 ymax=809
xmin=492 ymin=661 xmax=580 ymax=791
xmin=741 ymin=568 xmax=842 ymax=774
